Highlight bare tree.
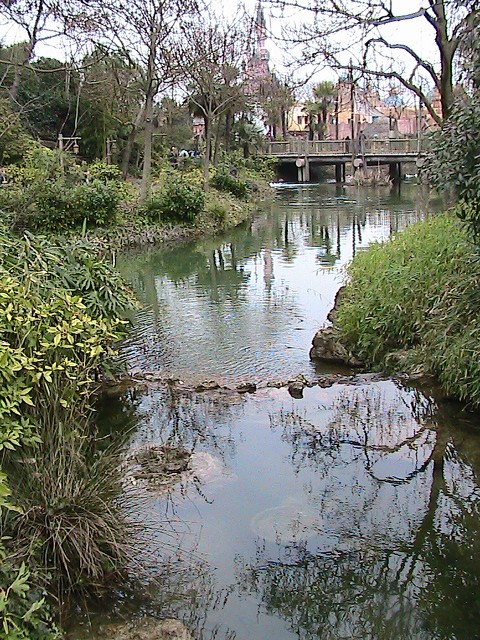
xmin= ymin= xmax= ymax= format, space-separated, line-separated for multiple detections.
xmin=267 ymin=0 xmax=480 ymax=123
xmin=0 ymin=0 xmax=66 ymax=104
xmin=176 ymin=14 xmax=254 ymax=189
xmin=87 ymin=0 xmax=199 ymax=199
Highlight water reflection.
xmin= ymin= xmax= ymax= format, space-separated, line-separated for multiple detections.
xmin=91 ymin=380 xmax=480 ymax=640
xmin=234 ymin=384 xmax=480 ymax=640
xmin=82 ymin=183 xmax=480 ymax=640
xmin=117 ymin=184 xmax=442 ymax=384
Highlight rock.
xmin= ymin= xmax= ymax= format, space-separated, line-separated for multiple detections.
xmin=316 ymin=375 xmax=337 ymax=388
xmin=194 ymin=380 xmax=220 ymax=392
xmin=92 ymin=617 xmax=193 ymax=640
xmin=267 ymin=380 xmax=286 ymax=388
xmin=128 ymin=445 xmax=191 ymax=488
xmin=326 ymin=286 xmax=346 ymax=324
xmin=288 ymin=382 xmax=304 ymax=399
xmin=236 ymin=382 xmax=257 ymax=394
xmin=309 ymin=327 xmax=364 ymax=368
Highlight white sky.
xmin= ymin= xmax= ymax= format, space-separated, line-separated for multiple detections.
xmin=0 ymin=0 xmax=441 ymax=100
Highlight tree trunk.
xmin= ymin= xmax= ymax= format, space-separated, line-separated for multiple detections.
xmin=9 ymin=41 xmax=34 ymax=105
xmin=225 ymin=110 xmax=232 ymax=152
xmin=434 ymin=1 xmax=455 ymax=120
xmin=213 ymin=117 xmax=222 ymax=165
xmin=122 ymin=105 xmax=145 ymax=179
xmin=281 ymin=109 xmax=287 ymax=139
xmin=140 ymin=91 xmax=154 ymax=204
xmin=203 ymin=115 xmax=212 ymax=190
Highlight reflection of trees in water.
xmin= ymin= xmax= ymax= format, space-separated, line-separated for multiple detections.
xmin=236 ymin=544 xmax=431 ymax=640
xmin=239 ymin=383 xmax=480 ymax=640
xmin=128 ymin=386 xmax=242 ymax=504
xmin=70 ymin=544 xmax=237 ymax=640
xmin=142 ymin=555 xmax=237 ymax=640
xmin=271 ymin=384 xmax=438 ymax=483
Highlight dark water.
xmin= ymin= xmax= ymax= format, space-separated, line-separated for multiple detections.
xmin=79 ymin=184 xmax=480 ymax=640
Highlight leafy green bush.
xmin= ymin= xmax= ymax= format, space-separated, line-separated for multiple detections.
xmin=426 ymin=91 xmax=480 ymax=240
xmin=23 ymin=179 xmax=120 ymax=231
xmin=144 ymin=178 xmax=205 ymax=223
xmin=4 ymin=150 xmax=121 ymax=231
xmin=88 ymin=159 xmax=123 ymax=183
xmin=0 ymin=560 xmax=60 ymax=640
xmin=0 ymin=230 xmax=137 ymax=614
xmin=211 ymin=171 xmax=248 ymax=199
xmin=335 ymin=212 xmax=480 ymax=405
xmin=245 ymin=154 xmax=277 ymax=180
xmin=7 ymin=147 xmax=82 ymax=187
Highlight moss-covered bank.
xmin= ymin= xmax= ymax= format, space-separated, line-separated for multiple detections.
xmin=330 ymin=211 xmax=480 ymax=407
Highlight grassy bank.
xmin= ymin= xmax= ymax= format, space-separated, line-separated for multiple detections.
xmin=334 ymin=211 xmax=480 ymax=406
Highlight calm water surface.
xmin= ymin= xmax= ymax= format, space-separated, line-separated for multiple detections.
xmin=118 ymin=183 xmax=438 ymax=384
xmin=80 ymin=184 xmax=480 ymax=640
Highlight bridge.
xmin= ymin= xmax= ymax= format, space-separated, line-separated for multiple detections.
xmin=264 ymin=138 xmax=430 ymax=183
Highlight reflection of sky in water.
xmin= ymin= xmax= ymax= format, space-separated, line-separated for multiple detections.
xmin=118 ymin=184 xmax=441 ymax=384
xmin=97 ymin=379 xmax=480 ymax=640
xmin=91 ymin=184 xmax=480 ymax=640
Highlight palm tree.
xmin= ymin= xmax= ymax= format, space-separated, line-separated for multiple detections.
xmin=307 ymin=81 xmax=336 ymax=140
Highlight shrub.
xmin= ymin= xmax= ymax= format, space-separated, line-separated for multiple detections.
xmin=211 ymin=171 xmax=248 ymax=199
xmin=144 ymin=178 xmax=205 ymax=223
xmin=0 ymin=560 xmax=60 ymax=640
xmin=0 ymin=230 xmax=138 ymax=616
xmin=88 ymin=160 xmax=123 ymax=184
xmin=426 ymin=90 xmax=480 ymax=241
xmin=26 ymin=179 xmax=120 ymax=231
xmin=5 ymin=150 xmax=121 ymax=232
xmin=335 ymin=211 xmax=480 ymax=405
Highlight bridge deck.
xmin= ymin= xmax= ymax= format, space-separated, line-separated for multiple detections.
xmin=266 ymin=138 xmax=429 ymax=162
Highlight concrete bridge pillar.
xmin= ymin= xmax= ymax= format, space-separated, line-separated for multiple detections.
xmin=335 ymin=163 xmax=346 ymax=183
xmin=295 ymin=157 xmax=310 ymax=183
xmin=389 ymin=162 xmax=402 ymax=183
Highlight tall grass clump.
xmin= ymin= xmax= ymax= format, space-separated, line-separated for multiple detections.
xmin=0 ymin=229 xmax=140 ymax=632
xmin=335 ymin=211 xmax=480 ymax=406
xmin=4 ymin=408 xmax=136 ymax=598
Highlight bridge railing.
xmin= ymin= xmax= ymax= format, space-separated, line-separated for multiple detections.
xmin=266 ymin=138 xmax=431 ymax=156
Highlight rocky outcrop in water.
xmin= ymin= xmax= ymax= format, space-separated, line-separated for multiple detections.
xmin=309 ymin=326 xmax=364 ymax=368
xmin=310 ymin=286 xmax=364 ymax=368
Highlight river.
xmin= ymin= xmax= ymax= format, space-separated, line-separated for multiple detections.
xmin=79 ymin=184 xmax=480 ymax=640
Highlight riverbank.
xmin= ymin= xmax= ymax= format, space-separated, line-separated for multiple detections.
xmin=312 ymin=210 xmax=480 ymax=408
xmin=0 ymin=149 xmax=274 ymax=253
xmin=83 ymin=176 xmax=273 ymax=254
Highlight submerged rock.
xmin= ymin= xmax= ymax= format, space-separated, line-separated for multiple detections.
xmin=126 ymin=445 xmax=191 ymax=491
xmin=92 ymin=617 xmax=193 ymax=640
xmin=125 ymin=445 xmax=232 ymax=494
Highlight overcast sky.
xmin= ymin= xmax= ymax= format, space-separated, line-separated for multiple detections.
xmin=0 ymin=0 xmax=441 ymax=99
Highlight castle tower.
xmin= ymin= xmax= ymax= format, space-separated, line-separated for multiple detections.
xmin=245 ymin=2 xmax=272 ymax=98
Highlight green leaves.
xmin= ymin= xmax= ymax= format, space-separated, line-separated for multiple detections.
xmin=336 ymin=212 xmax=480 ymax=406
xmin=426 ymin=90 xmax=480 ymax=241
xmin=143 ymin=178 xmax=205 ymax=224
